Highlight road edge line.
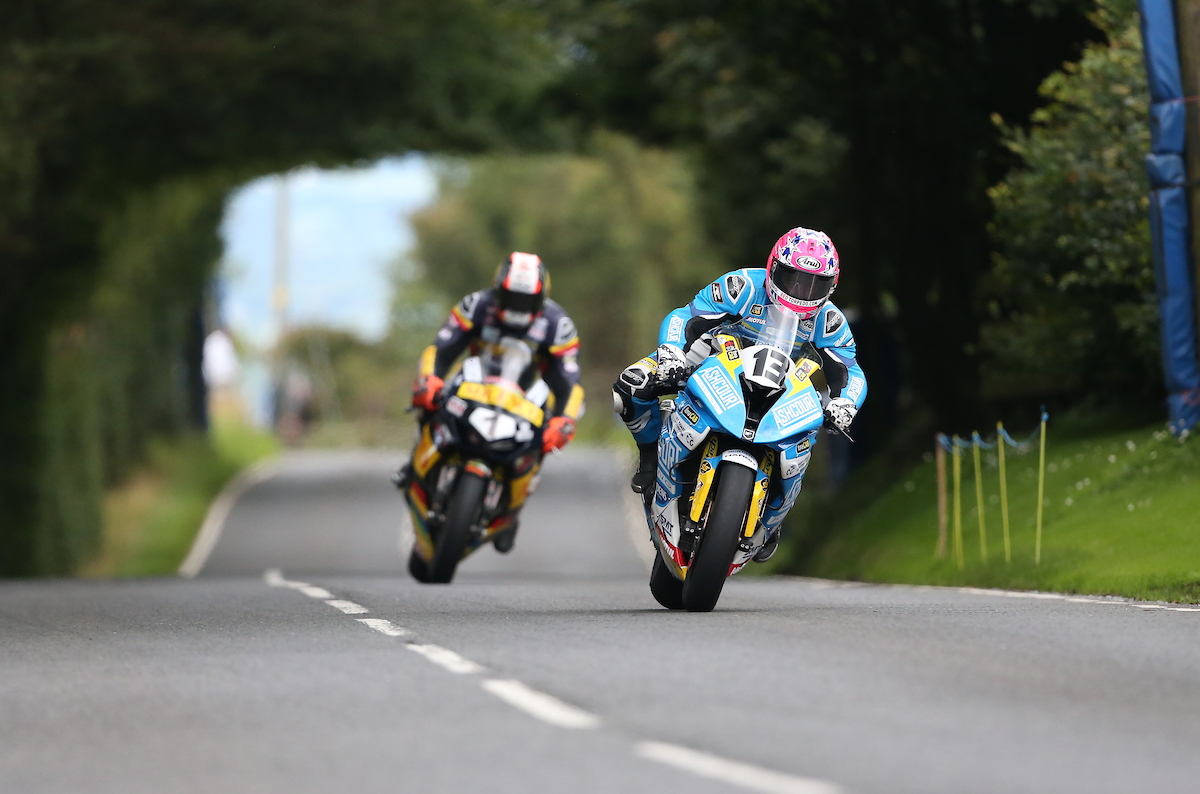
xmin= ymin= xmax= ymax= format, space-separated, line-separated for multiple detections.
xmin=178 ymin=459 xmax=280 ymax=578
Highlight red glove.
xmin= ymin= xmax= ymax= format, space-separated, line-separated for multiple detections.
xmin=542 ymin=417 xmax=576 ymax=453
xmin=412 ymin=375 xmax=444 ymax=412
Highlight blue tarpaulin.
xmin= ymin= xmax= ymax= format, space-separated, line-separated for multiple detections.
xmin=1139 ymin=0 xmax=1200 ymax=434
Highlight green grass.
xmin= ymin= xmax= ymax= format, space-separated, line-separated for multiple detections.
xmin=797 ymin=423 xmax=1200 ymax=603
xmin=82 ymin=421 xmax=278 ymax=577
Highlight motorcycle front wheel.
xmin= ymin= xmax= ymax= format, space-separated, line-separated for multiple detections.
xmin=682 ymin=464 xmax=754 ymax=612
xmin=427 ymin=470 xmax=487 ymax=584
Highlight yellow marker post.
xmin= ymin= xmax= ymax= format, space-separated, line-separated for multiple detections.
xmin=972 ymin=432 xmax=988 ymax=565
xmin=935 ymin=437 xmax=948 ymax=559
xmin=997 ymin=421 xmax=1011 ymax=564
xmin=952 ymin=436 xmax=964 ymax=570
xmin=1035 ymin=413 xmax=1047 ymax=565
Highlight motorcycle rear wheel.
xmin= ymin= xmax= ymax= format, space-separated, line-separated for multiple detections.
xmin=427 ymin=471 xmax=487 ymax=584
xmin=682 ymin=464 xmax=754 ymax=612
xmin=649 ymin=550 xmax=684 ymax=610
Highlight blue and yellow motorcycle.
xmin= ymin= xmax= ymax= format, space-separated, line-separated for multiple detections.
xmin=641 ymin=306 xmax=832 ymax=611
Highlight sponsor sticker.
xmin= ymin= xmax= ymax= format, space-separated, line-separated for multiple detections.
xmin=666 ymin=314 xmax=685 ymax=343
xmin=749 ymin=304 xmax=764 ymax=317
xmin=723 ymin=339 xmax=740 ymax=360
xmin=726 ymin=274 xmax=745 ymax=301
xmin=797 ymin=438 xmax=811 ymax=453
xmin=773 ymin=393 xmax=821 ymax=432
xmin=445 ymin=396 xmax=468 ymax=417
xmin=681 ymin=404 xmax=700 ymax=425
xmin=824 ymin=308 xmax=844 ymax=335
xmin=711 ymin=282 xmax=724 ymax=303
xmin=694 ymin=367 xmax=742 ymax=412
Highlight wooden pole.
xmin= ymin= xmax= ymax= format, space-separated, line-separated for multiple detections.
xmin=935 ymin=437 xmax=948 ymax=559
xmin=972 ymin=433 xmax=988 ymax=565
xmin=952 ymin=437 xmax=964 ymax=570
xmin=997 ymin=422 xmax=1011 ymax=564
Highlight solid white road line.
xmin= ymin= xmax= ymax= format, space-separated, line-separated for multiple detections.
xmin=636 ymin=741 xmax=841 ymax=794
xmin=408 ymin=644 xmax=485 ymax=674
xmin=481 ymin=679 xmax=600 ymax=730
xmin=356 ymin=618 xmax=410 ymax=637
xmin=326 ymin=600 xmax=368 ymax=615
xmin=179 ymin=460 xmax=279 ymax=577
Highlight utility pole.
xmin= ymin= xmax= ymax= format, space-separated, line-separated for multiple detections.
xmin=271 ymin=173 xmax=290 ymax=427
xmin=1176 ymin=0 xmax=1200 ymax=325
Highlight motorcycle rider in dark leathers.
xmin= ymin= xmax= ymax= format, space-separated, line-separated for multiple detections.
xmin=395 ymin=252 xmax=585 ymax=553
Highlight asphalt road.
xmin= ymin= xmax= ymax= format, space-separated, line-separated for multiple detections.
xmin=4 ymin=447 xmax=1200 ymax=794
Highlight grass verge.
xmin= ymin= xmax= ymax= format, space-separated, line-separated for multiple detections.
xmin=81 ymin=421 xmax=278 ymax=577
xmin=792 ymin=422 xmax=1200 ymax=603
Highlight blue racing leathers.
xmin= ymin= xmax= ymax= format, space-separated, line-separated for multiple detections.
xmin=613 ymin=268 xmax=867 ymax=517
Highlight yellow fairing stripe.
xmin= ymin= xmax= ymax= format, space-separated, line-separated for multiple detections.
xmin=451 ymin=304 xmax=474 ymax=330
xmin=689 ymin=437 xmax=721 ymax=523
xmin=744 ymin=451 xmax=775 ymax=537
xmin=549 ymin=336 xmax=580 ymax=355
xmin=457 ymin=382 xmax=545 ymax=426
xmin=418 ymin=344 xmax=438 ymax=378
xmin=413 ymin=424 xmax=441 ymax=477
xmin=563 ymin=384 xmax=586 ymax=420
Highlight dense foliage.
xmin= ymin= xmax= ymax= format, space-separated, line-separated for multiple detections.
xmin=402 ymin=134 xmax=718 ymax=436
xmin=0 ymin=0 xmax=553 ymax=574
xmin=985 ymin=0 xmax=1155 ymax=403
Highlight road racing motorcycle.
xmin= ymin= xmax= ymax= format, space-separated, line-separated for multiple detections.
xmin=640 ymin=305 xmax=838 ymax=611
xmin=404 ymin=338 xmax=549 ymax=583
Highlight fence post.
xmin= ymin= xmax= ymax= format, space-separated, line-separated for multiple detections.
xmin=972 ymin=432 xmax=988 ymax=564
xmin=997 ymin=421 xmax=1011 ymax=564
xmin=952 ymin=436 xmax=964 ymax=570
xmin=1035 ymin=412 xmax=1047 ymax=565
xmin=935 ymin=437 xmax=948 ymax=559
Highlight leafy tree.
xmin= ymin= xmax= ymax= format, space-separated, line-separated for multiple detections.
xmin=0 ymin=0 xmax=555 ymax=574
xmin=548 ymin=0 xmax=1099 ymax=437
xmin=402 ymin=133 xmax=719 ymax=436
xmin=985 ymin=0 xmax=1155 ymax=403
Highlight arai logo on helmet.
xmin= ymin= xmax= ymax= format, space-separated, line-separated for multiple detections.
xmin=796 ymin=255 xmax=824 ymax=272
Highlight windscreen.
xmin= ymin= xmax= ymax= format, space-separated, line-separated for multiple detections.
xmin=754 ymin=304 xmax=800 ymax=356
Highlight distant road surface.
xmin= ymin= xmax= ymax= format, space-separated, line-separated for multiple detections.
xmin=4 ymin=446 xmax=1200 ymax=794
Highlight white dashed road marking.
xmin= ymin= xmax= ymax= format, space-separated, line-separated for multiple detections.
xmin=636 ymin=741 xmax=841 ymax=794
xmin=357 ymin=618 xmax=410 ymax=637
xmin=263 ymin=569 xmax=837 ymax=789
xmin=481 ymin=679 xmax=601 ymax=730
xmin=408 ymin=643 xmax=486 ymax=674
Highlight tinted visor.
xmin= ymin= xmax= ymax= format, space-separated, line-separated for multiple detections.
xmin=771 ymin=260 xmax=834 ymax=302
xmin=498 ymin=288 xmax=545 ymax=316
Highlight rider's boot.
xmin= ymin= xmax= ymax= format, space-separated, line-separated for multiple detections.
xmin=392 ymin=461 xmax=414 ymax=492
xmin=630 ymin=442 xmax=658 ymax=494
xmin=493 ymin=519 xmax=519 ymax=554
xmin=753 ymin=528 xmax=780 ymax=563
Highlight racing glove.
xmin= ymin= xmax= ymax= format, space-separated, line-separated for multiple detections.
xmin=655 ymin=344 xmax=689 ymax=387
xmin=542 ymin=416 xmax=576 ymax=453
xmin=411 ymin=374 xmax=444 ymax=412
xmin=823 ymin=397 xmax=858 ymax=434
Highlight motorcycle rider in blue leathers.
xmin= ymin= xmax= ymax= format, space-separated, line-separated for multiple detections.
xmin=612 ymin=227 xmax=867 ymax=562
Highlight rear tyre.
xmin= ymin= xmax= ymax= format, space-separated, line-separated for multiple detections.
xmin=407 ymin=548 xmax=430 ymax=582
xmin=682 ymin=464 xmax=754 ymax=612
xmin=428 ymin=471 xmax=487 ymax=584
xmin=649 ymin=550 xmax=685 ymax=610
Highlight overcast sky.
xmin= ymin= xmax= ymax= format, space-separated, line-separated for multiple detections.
xmin=219 ymin=153 xmax=437 ymax=347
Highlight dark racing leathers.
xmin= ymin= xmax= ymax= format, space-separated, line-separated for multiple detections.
xmin=612 ymin=268 xmax=867 ymax=552
xmin=407 ymin=290 xmax=585 ymax=549
xmin=418 ymin=289 xmax=584 ymax=420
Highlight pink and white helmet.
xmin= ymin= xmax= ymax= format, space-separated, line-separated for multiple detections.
xmin=766 ymin=227 xmax=840 ymax=319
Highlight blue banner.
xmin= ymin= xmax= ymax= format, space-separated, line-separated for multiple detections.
xmin=1138 ymin=0 xmax=1200 ymax=433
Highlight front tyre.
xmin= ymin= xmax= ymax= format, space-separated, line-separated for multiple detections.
xmin=427 ymin=471 xmax=487 ymax=584
xmin=682 ymin=464 xmax=754 ymax=612
xmin=408 ymin=549 xmax=430 ymax=582
xmin=649 ymin=550 xmax=684 ymax=610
